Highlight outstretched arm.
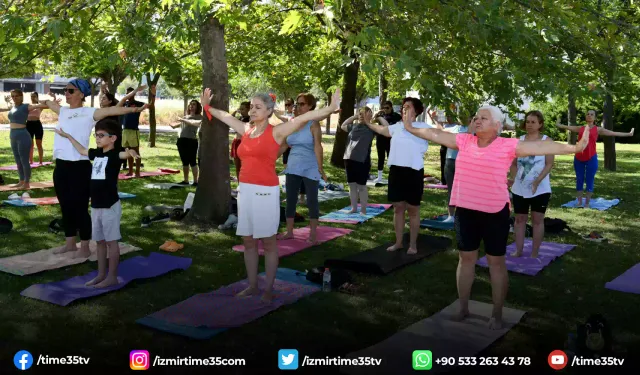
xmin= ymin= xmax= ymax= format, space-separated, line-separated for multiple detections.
xmin=52 ymin=128 xmax=88 ymax=156
xmin=41 ymin=92 xmax=61 ymax=114
xmin=272 ymin=88 xmax=341 ymax=144
xmin=556 ymin=116 xmax=582 ymax=132
xmin=402 ymin=108 xmax=458 ymax=149
xmin=516 ymin=126 xmax=589 ymax=157
xmin=200 ymin=88 xmax=248 ymax=135
xmin=365 ymin=115 xmax=391 ymax=137
xmin=94 ymin=103 xmax=149 ymax=121
xmin=27 ymin=104 xmax=49 ymax=111
xmin=178 ymin=117 xmax=202 ymax=127
xmin=599 ymin=127 xmax=634 ymax=137
xmin=119 ymin=148 xmax=140 ymax=160
xmin=117 ymin=85 xmax=147 ymax=107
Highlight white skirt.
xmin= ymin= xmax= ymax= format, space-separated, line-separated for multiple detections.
xmin=235 ymin=182 xmax=281 ymax=239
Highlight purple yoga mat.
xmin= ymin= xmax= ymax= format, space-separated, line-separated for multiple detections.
xmin=232 ymin=226 xmax=352 ymax=256
xmin=476 ymin=240 xmax=576 ymax=276
xmin=605 ymin=263 xmax=640 ymax=294
xmin=20 ymin=252 xmax=192 ymax=306
xmin=0 ymin=161 xmax=53 ymax=171
xmin=149 ymin=276 xmax=319 ymax=328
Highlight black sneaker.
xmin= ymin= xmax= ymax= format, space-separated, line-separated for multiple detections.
xmin=141 ymin=216 xmax=152 ymax=228
xmin=191 ymin=182 xmax=198 ymax=187
xmin=178 ymin=181 xmax=190 ymax=185
xmin=150 ymin=212 xmax=171 ymax=223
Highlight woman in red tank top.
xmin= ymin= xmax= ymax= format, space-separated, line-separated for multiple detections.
xmin=200 ymin=88 xmax=341 ymax=302
xmin=557 ymin=110 xmax=634 ymax=208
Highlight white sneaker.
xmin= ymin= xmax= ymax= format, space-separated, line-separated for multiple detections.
xmin=21 ymin=192 xmax=30 ymax=199
xmin=218 ymin=214 xmax=238 ymax=230
xmin=8 ymin=193 xmax=20 ymax=200
xmin=442 ymin=216 xmax=454 ymax=223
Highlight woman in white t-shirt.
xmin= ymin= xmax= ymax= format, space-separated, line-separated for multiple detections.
xmin=42 ymin=79 xmax=149 ymax=258
xmin=508 ymin=111 xmax=553 ymax=258
xmin=365 ymin=97 xmax=434 ymax=255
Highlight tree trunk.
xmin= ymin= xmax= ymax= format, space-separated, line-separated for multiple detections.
xmin=90 ymin=81 xmax=96 ymax=107
xmin=603 ymin=78 xmax=616 ymax=171
xmin=567 ymin=90 xmax=577 ymax=145
xmin=183 ymin=93 xmax=188 ymax=115
xmin=325 ymin=90 xmax=332 ymax=135
xmin=146 ymin=72 xmax=161 ymax=147
xmin=330 ymin=52 xmax=360 ymax=167
xmin=185 ymin=16 xmax=231 ymax=224
xmin=379 ymin=69 xmax=388 ymax=105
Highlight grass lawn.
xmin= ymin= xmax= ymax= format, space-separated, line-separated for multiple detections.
xmin=0 ymin=128 xmax=639 ymax=374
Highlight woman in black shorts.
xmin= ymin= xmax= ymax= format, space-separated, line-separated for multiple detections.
xmin=26 ymin=92 xmax=45 ymax=164
xmin=364 ymin=98 xmax=433 ymax=255
xmin=341 ymin=106 xmax=377 ymax=214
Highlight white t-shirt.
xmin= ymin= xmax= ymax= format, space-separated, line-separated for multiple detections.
xmin=387 ymin=122 xmax=434 ymax=170
xmin=511 ymin=135 xmax=552 ymax=198
xmin=53 ymin=107 xmax=97 ymax=161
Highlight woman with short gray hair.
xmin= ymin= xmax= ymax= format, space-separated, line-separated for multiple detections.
xmin=201 ymin=88 xmax=341 ymax=302
xmin=403 ymin=105 xmax=589 ymax=330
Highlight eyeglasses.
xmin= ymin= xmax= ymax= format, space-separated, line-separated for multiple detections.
xmin=64 ymin=88 xmax=76 ymax=94
xmin=94 ymin=133 xmax=113 ymax=139
xmin=382 ymin=107 xmax=390 ymax=110
xmin=285 ymin=103 xmax=293 ymax=107
xmin=295 ymin=102 xmax=307 ymax=107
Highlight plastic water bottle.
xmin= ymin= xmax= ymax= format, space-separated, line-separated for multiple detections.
xmin=183 ymin=192 xmax=195 ymax=212
xmin=322 ymin=268 xmax=332 ymax=292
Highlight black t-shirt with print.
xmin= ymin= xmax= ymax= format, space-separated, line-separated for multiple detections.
xmin=88 ymin=148 xmax=121 ymax=208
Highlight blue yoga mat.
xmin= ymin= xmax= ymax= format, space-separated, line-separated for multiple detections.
xmin=420 ymin=215 xmax=453 ymax=230
xmin=118 ymin=192 xmax=136 ymax=199
xmin=319 ymin=204 xmax=392 ymax=224
xmin=20 ymin=252 xmax=191 ymax=306
xmin=2 ymin=199 xmax=36 ymax=207
xmin=136 ymin=268 xmax=318 ymax=339
xmin=561 ymin=198 xmax=619 ymax=211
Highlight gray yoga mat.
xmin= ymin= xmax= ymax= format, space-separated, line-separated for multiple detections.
xmin=342 ymin=300 xmax=526 ymax=374
xmin=144 ymin=183 xmax=187 ymax=190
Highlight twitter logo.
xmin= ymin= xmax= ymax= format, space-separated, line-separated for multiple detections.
xmin=278 ymin=349 xmax=299 ymax=370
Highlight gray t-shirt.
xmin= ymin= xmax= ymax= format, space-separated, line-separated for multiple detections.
xmin=343 ymin=123 xmax=375 ymax=163
xmin=179 ymin=115 xmax=202 ymax=139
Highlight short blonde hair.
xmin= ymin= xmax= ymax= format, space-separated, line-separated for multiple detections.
xmin=477 ymin=105 xmax=504 ymax=132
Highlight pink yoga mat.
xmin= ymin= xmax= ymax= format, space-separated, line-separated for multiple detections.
xmin=0 ymin=162 xmax=53 ymax=171
xmin=232 ymin=226 xmax=352 ymax=256
xmin=23 ymin=197 xmax=59 ymax=205
xmin=425 ymin=184 xmax=447 ymax=189
xmin=0 ymin=181 xmax=54 ymax=192
xmin=118 ymin=168 xmax=180 ymax=180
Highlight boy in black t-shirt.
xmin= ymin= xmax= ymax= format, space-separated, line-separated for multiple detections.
xmin=54 ymin=119 xmax=139 ymax=288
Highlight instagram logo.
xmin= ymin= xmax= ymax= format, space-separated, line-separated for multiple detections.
xmin=130 ymin=350 xmax=149 ymax=370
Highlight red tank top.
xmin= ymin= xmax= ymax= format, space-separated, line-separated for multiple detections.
xmin=236 ymin=125 xmax=280 ymax=186
xmin=575 ymin=126 xmax=598 ymax=162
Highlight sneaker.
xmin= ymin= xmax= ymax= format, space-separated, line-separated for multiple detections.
xmin=178 ymin=181 xmax=190 ymax=185
xmin=141 ymin=216 xmax=152 ymax=228
xmin=191 ymin=182 xmax=198 ymax=187
xmin=150 ymin=212 xmax=171 ymax=223
xmin=218 ymin=214 xmax=238 ymax=230
xmin=21 ymin=192 xmax=30 ymax=199
xmin=442 ymin=216 xmax=454 ymax=223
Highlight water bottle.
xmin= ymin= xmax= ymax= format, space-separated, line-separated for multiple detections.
xmin=322 ymin=268 xmax=332 ymax=292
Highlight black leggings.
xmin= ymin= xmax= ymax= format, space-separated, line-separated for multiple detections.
xmin=53 ymin=159 xmax=92 ymax=240
xmin=286 ymin=174 xmax=318 ymax=219
xmin=376 ymin=135 xmax=390 ymax=171
xmin=177 ymin=137 xmax=198 ymax=167
xmin=439 ymin=145 xmax=447 ymax=185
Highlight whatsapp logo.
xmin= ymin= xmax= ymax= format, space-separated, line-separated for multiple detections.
xmin=412 ymin=350 xmax=432 ymax=370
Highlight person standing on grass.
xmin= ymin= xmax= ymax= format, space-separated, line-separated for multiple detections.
xmin=121 ymin=86 xmax=147 ymax=177
xmin=26 ymin=92 xmax=49 ymax=165
xmin=41 ymin=78 xmax=148 ymax=258
xmin=169 ymin=100 xmax=202 ymax=186
xmin=200 ymin=87 xmax=340 ymax=302
xmin=557 ymin=110 xmax=634 ymax=208
xmin=372 ymin=101 xmax=401 ymax=183
xmin=341 ymin=106 xmax=378 ymax=214
xmin=402 ymin=105 xmax=589 ymax=330
xmin=364 ymin=97 xmax=434 ymax=255
xmin=54 ymin=119 xmax=140 ymax=288
xmin=509 ymin=111 xmax=553 ymax=258
xmin=0 ymin=89 xmax=49 ymax=190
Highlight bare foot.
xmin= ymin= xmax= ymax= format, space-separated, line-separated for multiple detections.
xmin=236 ymin=286 xmax=260 ymax=298
xmin=451 ymin=309 xmax=469 ymax=322
xmin=53 ymin=245 xmax=77 ymax=255
xmin=584 ymin=204 xmax=590 ymax=209
xmin=530 ymin=250 xmax=539 ymax=258
xmin=360 ymin=210 xmax=367 ymax=215
xmin=488 ymin=316 xmax=503 ymax=330
xmin=72 ymin=249 xmax=91 ymax=259
xmin=85 ymin=274 xmax=106 ymax=286
xmin=22 ymin=183 xmax=30 ymax=190
xmin=261 ymin=290 xmax=274 ymax=303
xmin=135 ymin=173 xmax=141 ymax=178
xmin=93 ymin=276 xmax=119 ymax=288
xmin=406 ymin=247 xmax=417 ymax=255
xmin=511 ymin=249 xmax=523 ymax=257
xmin=349 ymin=208 xmax=358 ymax=214
xmin=386 ymin=243 xmax=403 ymax=252
xmin=306 ymin=234 xmax=317 ymax=245
xmin=277 ymin=232 xmax=294 ymax=240
xmin=12 ymin=182 xmax=24 ymax=188
xmin=125 ymin=172 xmax=133 ymax=176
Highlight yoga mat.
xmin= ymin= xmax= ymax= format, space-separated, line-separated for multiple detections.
xmin=4 ymin=192 xmax=135 ymax=207
xmin=144 ymin=183 xmax=186 ymax=190
xmin=366 ymin=179 xmax=388 ymax=187
xmin=118 ymin=192 xmax=136 ymax=199
xmin=425 ymin=184 xmax=447 ymax=189
xmin=0 ymin=181 xmax=54 ymax=192
xmin=420 ymin=215 xmax=453 ymax=230
xmin=232 ymin=226 xmax=352 ymax=256
xmin=325 ymin=233 xmax=451 ymax=275
xmin=136 ymin=268 xmax=319 ymax=339
xmin=319 ymin=204 xmax=392 ymax=224
xmin=2 ymin=199 xmax=37 ymax=207
xmin=561 ymin=198 xmax=620 ymax=211
xmin=342 ymin=300 xmax=526 ymax=375
xmin=118 ymin=169 xmax=180 ymax=180
xmin=317 ymin=189 xmax=349 ymax=203
xmin=476 ymin=240 xmax=576 ymax=276
xmin=0 ymin=162 xmax=53 ymax=171
xmin=20 ymin=252 xmax=191 ymax=306
xmin=605 ymin=263 xmax=640 ymax=294
xmin=0 ymin=241 xmax=142 ymax=276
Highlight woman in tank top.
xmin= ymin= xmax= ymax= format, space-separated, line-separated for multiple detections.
xmin=508 ymin=111 xmax=554 ymax=258
xmin=26 ymin=92 xmax=48 ymax=165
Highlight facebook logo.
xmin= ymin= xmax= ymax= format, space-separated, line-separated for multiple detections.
xmin=14 ymin=350 xmax=34 ymax=370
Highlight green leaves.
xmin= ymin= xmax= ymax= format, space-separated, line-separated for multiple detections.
xmin=279 ymin=10 xmax=303 ymax=35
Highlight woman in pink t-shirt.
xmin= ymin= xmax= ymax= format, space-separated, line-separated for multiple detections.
xmin=557 ymin=110 xmax=634 ymax=208
xmin=404 ymin=105 xmax=589 ymax=330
